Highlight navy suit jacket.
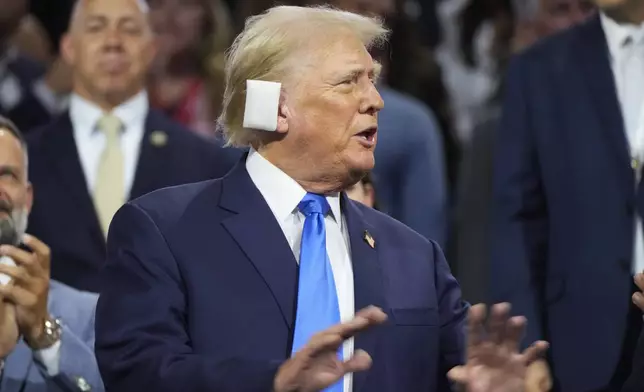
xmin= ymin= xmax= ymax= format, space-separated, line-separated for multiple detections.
xmin=490 ymin=15 xmax=640 ymax=391
xmin=25 ymin=110 xmax=240 ymax=292
xmin=623 ymin=327 xmax=644 ymax=392
xmin=94 ymin=158 xmax=468 ymax=392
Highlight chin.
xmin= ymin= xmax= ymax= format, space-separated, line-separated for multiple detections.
xmin=349 ymin=153 xmax=375 ymax=172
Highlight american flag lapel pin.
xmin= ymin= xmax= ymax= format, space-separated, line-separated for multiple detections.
xmin=363 ymin=230 xmax=375 ymax=249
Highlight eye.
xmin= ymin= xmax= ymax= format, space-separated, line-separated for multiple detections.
xmin=86 ymin=23 xmax=103 ymax=33
xmin=121 ymin=21 xmax=143 ymax=35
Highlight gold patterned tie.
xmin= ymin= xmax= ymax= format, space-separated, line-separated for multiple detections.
xmin=94 ymin=114 xmax=124 ymax=237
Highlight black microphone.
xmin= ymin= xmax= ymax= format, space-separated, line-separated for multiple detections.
xmin=0 ymin=218 xmax=17 ymax=285
xmin=0 ymin=219 xmax=18 ymax=246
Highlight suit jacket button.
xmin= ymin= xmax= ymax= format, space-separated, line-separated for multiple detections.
xmin=75 ymin=376 xmax=91 ymax=391
xmin=619 ymin=259 xmax=631 ymax=272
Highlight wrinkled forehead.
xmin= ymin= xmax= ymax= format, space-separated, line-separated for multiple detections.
xmin=73 ymin=0 xmax=149 ymax=24
xmin=300 ymin=32 xmax=380 ymax=78
xmin=0 ymin=130 xmax=25 ymax=166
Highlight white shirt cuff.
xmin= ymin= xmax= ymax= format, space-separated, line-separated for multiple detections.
xmin=32 ymin=340 xmax=62 ymax=376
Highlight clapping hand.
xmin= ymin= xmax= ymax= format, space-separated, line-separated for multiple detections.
xmin=273 ymin=306 xmax=387 ymax=392
xmin=0 ymin=234 xmax=51 ymax=349
xmin=448 ymin=303 xmax=550 ymax=392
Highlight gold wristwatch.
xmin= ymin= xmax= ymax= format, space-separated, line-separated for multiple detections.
xmin=26 ymin=316 xmax=62 ymax=350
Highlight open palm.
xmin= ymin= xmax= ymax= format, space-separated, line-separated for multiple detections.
xmin=448 ymin=304 xmax=549 ymax=392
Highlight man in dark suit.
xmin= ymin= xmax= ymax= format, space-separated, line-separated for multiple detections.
xmin=95 ymin=5 xmax=549 ymax=392
xmin=490 ymin=0 xmax=644 ymax=390
xmin=25 ymin=0 xmax=239 ymax=293
xmin=452 ymin=0 xmax=594 ymax=304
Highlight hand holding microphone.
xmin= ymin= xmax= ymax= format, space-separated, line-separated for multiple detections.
xmin=0 ymin=233 xmax=52 ymax=349
xmin=0 ymin=219 xmax=52 ymax=349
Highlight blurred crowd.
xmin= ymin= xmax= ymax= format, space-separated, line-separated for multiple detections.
xmin=1 ymin=0 xmax=644 ymax=390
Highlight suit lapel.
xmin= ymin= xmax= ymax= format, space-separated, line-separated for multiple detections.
xmin=129 ymin=112 xmax=171 ymax=199
xmin=41 ymin=114 xmax=105 ymax=248
xmin=574 ymin=15 xmax=633 ymax=191
xmin=1 ymin=341 xmax=33 ymax=392
xmin=342 ymin=194 xmax=385 ymax=392
xmin=219 ymin=159 xmax=299 ymax=331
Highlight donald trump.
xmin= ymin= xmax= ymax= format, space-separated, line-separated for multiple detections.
xmin=95 ymin=5 xmax=548 ymax=392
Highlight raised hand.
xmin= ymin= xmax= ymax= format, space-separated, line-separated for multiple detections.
xmin=448 ymin=303 xmax=550 ymax=392
xmin=273 ymin=306 xmax=387 ymax=392
xmin=0 ymin=234 xmax=51 ymax=348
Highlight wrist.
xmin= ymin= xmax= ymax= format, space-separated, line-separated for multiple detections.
xmin=24 ymin=316 xmax=62 ymax=350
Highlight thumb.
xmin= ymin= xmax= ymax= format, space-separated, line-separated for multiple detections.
xmin=447 ymin=366 xmax=468 ymax=383
xmin=342 ymin=349 xmax=372 ymax=373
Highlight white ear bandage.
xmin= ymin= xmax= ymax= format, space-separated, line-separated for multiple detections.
xmin=242 ymin=80 xmax=282 ymax=132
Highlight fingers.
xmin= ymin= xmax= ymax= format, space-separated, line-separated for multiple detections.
xmin=635 ymin=272 xmax=644 ymax=293
xmin=0 ymin=284 xmax=37 ymax=308
xmin=487 ymin=303 xmax=511 ymax=345
xmin=520 ymin=340 xmax=550 ymax=365
xmin=342 ymin=349 xmax=372 ymax=373
xmin=502 ymin=315 xmax=527 ymax=353
xmin=355 ymin=305 xmax=388 ymax=324
xmin=327 ymin=306 xmax=387 ymax=341
xmin=301 ymin=331 xmax=344 ymax=358
xmin=22 ymin=235 xmax=50 ymax=270
xmin=634 ymin=291 xmax=644 ymax=311
xmin=467 ymin=304 xmax=487 ymax=349
xmin=300 ymin=306 xmax=386 ymax=361
xmin=0 ymin=246 xmax=34 ymax=269
xmin=0 ymin=265 xmax=29 ymax=284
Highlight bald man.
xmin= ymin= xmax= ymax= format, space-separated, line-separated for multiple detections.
xmin=0 ymin=115 xmax=102 ymax=392
xmin=25 ymin=0 xmax=239 ymax=292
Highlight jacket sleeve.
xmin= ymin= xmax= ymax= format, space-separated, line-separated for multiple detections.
xmin=489 ymin=55 xmax=549 ymax=348
xmin=94 ymin=203 xmax=281 ymax=392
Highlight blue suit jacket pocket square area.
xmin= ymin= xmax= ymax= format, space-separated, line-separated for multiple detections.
xmin=391 ymin=308 xmax=439 ymax=326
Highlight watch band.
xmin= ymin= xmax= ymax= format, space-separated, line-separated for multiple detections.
xmin=26 ymin=316 xmax=62 ymax=350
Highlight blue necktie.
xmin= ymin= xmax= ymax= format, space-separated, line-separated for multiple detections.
xmin=291 ymin=193 xmax=343 ymax=392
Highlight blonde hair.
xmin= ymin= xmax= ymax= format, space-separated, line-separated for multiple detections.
xmin=219 ymin=5 xmax=389 ymax=147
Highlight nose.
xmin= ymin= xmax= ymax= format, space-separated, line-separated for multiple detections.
xmin=104 ymin=27 xmax=125 ymax=49
xmin=361 ymin=83 xmax=384 ymax=115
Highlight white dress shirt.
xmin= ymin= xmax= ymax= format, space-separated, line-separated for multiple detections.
xmin=33 ymin=340 xmax=62 ymax=376
xmin=246 ymin=149 xmax=355 ymax=392
xmin=601 ymin=13 xmax=644 ymax=275
xmin=69 ymin=91 xmax=148 ymax=199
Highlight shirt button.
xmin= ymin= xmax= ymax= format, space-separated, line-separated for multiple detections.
xmin=632 ymin=158 xmax=639 ymax=170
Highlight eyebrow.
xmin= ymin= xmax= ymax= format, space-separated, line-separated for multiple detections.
xmin=338 ymin=63 xmax=382 ymax=80
xmin=0 ymin=165 xmax=20 ymax=178
xmin=85 ymin=14 xmax=142 ymax=26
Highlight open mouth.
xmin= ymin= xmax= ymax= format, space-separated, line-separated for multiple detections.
xmin=355 ymin=127 xmax=377 ymax=143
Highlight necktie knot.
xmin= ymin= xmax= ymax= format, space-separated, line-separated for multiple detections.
xmin=298 ymin=193 xmax=330 ymax=217
xmin=97 ymin=114 xmax=122 ymax=142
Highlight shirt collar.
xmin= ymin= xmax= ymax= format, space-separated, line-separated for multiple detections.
xmin=601 ymin=12 xmax=644 ymax=60
xmin=245 ymin=148 xmax=342 ymax=223
xmin=69 ymin=89 xmax=149 ymax=135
